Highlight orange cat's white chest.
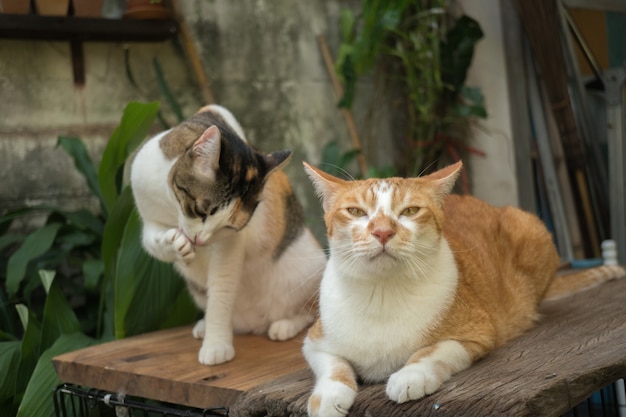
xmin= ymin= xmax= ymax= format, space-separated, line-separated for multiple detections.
xmin=318 ymin=238 xmax=458 ymax=382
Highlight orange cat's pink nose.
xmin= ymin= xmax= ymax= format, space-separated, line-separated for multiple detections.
xmin=372 ymin=229 xmax=395 ymax=245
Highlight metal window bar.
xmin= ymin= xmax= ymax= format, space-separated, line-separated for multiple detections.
xmin=53 ymin=384 xmax=228 ymax=417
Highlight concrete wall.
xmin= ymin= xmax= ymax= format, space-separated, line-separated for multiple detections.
xmin=0 ymin=0 xmax=515 ymax=240
xmin=1 ymin=0 xmax=389 ymax=242
xmin=460 ymin=0 xmax=518 ymax=207
xmin=0 ymin=38 xmax=201 ymax=227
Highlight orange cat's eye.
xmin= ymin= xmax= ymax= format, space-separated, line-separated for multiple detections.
xmin=347 ymin=207 xmax=367 ymax=217
xmin=401 ymin=207 xmax=420 ymax=216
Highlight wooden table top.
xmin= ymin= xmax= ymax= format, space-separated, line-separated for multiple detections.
xmin=53 ymin=326 xmax=308 ymax=409
xmin=53 ymin=272 xmax=626 ymax=416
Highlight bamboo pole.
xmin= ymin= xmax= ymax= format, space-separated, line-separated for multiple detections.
xmin=171 ymin=3 xmax=215 ymax=105
xmin=317 ymin=35 xmax=368 ymax=177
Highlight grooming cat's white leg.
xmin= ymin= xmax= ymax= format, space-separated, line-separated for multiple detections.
xmin=268 ymin=313 xmax=314 ymax=341
xmin=386 ymin=340 xmax=472 ymax=403
xmin=192 ymin=319 xmax=205 ymax=339
xmin=198 ymin=234 xmax=245 ymax=365
xmin=303 ymin=335 xmax=358 ymax=417
xmin=141 ymin=222 xmax=195 ymax=264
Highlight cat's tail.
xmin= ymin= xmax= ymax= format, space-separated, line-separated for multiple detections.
xmin=543 ymin=265 xmax=626 ymax=301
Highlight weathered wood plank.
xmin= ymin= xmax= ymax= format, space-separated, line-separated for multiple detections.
xmin=54 ymin=276 xmax=626 ymax=416
xmin=231 ymin=277 xmax=626 ymax=417
xmin=53 ymin=327 xmax=308 ymax=409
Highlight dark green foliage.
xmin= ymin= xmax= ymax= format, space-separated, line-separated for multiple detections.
xmin=0 ymin=102 xmax=197 ymax=417
xmin=335 ymin=0 xmax=487 ymax=177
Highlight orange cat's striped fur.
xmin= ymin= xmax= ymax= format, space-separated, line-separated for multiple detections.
xmin=302 ymin=161 xmax=625 ymax=417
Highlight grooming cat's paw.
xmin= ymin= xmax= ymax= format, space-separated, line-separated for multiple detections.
xmin=161 ymin=228 xmax=195 ymax=264
xmin=198 ymin=342 xmax=235 ymax=365
xmin=308 ymin=381 xmax=356 ymax=417
xmin=386 ymin=362 xmax=448 ymax=403
xmin=268 ymin=318 xmax=301 ymax=341
xmin=192 ymin=319 xmax=205 ymax=339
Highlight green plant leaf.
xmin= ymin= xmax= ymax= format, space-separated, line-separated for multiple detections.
xmin=338 ymin=54 xmax=357 ymax=108
xmin=0 ymin=340 xmax=20 ymax=405
xmin=6 ymin=223 xmax=62 ymax=298
xmin=101 ymin=186 xmax=136 ymax=274
xmin=16 ymin=304 xmax=42 ymax=395
xmin=17 ymin=332 xmax=95 ymax=417
xmin=339 ymin=9 xmax=355 ymax=42
xmin=160 ymin=288 xmax=198 ymax=330
xmin=453 ymin=85 xmax=487 ymax=118
xmin=100 ymin=186 xmax=137 ymax=340
xmin=0 ymin=288 xmax=18 ymax=340
xmin=320 ymin=141 xmax=360 ymax=178
xmin=39 ymin=270 xmax=55 ymax=294
xmin=82 ymin=259 xmax=104 ymax=291
xmin=114 ymin=208 xmax=190 ymax=338
xmin=98 ymin=101 xmax=160 ymax=212
xmin=0 ymin=206 xmax=45 ymax=236
xmin=57 ymin=136 xmax=106 ymax=215
xmin=366 ymin=165 xmax=397 ymax=179
xmin=153 ymin=58 xmax=184 ymax=123
xmin=62 ymin=209 xmax=104 ymax=236
xmin=0 ymin=233 xmax=23 ymax=253
xmin=40 ymin=273 xmax=80 ymax=353
xmin=440 ymin=15 xmax=484 ymax=93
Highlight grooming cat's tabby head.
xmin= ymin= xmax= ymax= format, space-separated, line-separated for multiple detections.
xmin=304 ymin=161 xmax=462 ymax=274
xmin=166 ymin=108 xmax=291 ymax=246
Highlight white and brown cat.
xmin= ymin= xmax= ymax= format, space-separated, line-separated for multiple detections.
xmin=130 ymin=105 xmax=325 ymax=365
xmin=302 ymin=160 xmax=625 ymax=417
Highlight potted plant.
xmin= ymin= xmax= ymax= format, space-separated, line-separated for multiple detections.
xmin=35 ymin=0 xmax=70 ymax=16
xmin=334 ymin=0 xmax=487 ymax=188
xmin=72 ymin=0 xmax=103 ymax=17
xmin=0 ymin=0 xmax=31 ymax=14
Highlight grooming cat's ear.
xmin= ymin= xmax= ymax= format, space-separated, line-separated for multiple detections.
xmin=423 ymin=161 xmax=463 ymax=203
xmin=192 ymin=125 xmax=221 ymax=175
xmin=264 ymin=150 xmax=292 ymax=174
xmin=303 ymin=162 xmax=345 ymax=212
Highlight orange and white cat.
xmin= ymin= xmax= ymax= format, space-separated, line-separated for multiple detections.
xmin=130 ymin=105 xmax=325 ymax=366
xmin=302 ymin=161 xmax=624 ymax=417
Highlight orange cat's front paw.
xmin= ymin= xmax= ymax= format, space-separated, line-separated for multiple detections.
xmin=386 ymin=363 xmax=447 ymax=403
xmin=308 ymin=381 xmax=356 ymax=417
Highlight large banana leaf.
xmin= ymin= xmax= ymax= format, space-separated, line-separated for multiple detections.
xmin=16 ymin=332 xmax=95 ymax=417
xmin=113 ymin=207 xmax=195 ymax=339
xmin=6 ymin=223 xmax=62 ymax=298
xmin=57 ymin=136 xmax=106 ymax=216
xmin=15 ymin=304 xmax=42 ymax=396
xmin=98 ymin=101 xmax=160 ymax=212
xmin=0 ymin=340 xmax=20 ymax=411
xmin=14 ymin=272 xmax=92 ymax=417
xmin=40 ymin=271 xmax=80 ymax=352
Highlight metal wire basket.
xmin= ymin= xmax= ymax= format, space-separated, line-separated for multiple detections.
xmin=53 ymin=384 xmax=229 ymax=417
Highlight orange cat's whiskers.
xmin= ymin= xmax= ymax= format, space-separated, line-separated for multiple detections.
xmin=319 ymin=163 xmax=356 ymax=181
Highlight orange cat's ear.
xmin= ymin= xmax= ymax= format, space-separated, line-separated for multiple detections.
xmin=192 ymin=125 xmax=221 ymax=174
xmin=303 ymin=162 xmax=345 ymax=212
xmin=423 ymin=161 xmax=463 ymax=203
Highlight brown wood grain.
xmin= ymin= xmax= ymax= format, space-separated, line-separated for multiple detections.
xmin=232 ymin=276 xmax=626 ymax=417
xmin=54 ymin=275 xmax=626 ymax=416
xmin=53 ymin=327 xmax=308 ymax=409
